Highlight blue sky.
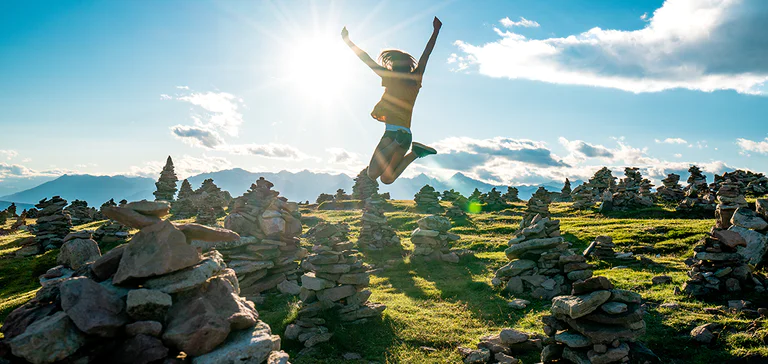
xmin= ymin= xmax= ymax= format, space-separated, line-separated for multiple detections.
xmin=1 ymin=0 xmax=767 ymax=193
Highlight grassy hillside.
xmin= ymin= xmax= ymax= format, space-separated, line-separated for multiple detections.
xmin=1 ymin=201 xmax=766 ymax=363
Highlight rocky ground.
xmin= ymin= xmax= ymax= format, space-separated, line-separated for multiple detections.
xmin=0 ymin=199 xmax=766 ymax=363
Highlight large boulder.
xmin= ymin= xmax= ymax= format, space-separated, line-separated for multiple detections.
xmin=731 ymin=207 xmax=768 ymax=231
xmin=143 ymin=251 xmax=225 ymax=294
xmin=60 ymin=277 xmax=129 ymax=337
xmin=175 ymin=223 xmax=240 ymax=242
xmin=7 ymin=312 xmax=87 ymax=364
xmin=57 ymin=238 xmax=101 ymax=270
xmin=126 ymin=289 xmax=172 ymax=321
xmin=102 ymin=206 xmax=162 ymax=229
xmin=123 ymin=200 xmax=171 ymax=217
xmin=113 ymin=220 xmax=201 ymax=284
xmin=730 ymin=226 xmax=768 ymax=266
xmin=91 ymin=244 xmax=127 ymax=281
xmin=191 ymin=322 xmax=280 ymax=364
xmin=551 ymin=291 xmax=611 ymax=319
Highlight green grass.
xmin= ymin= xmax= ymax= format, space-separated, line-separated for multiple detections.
xmin=1 ymin=202 xmax=766 ymax=363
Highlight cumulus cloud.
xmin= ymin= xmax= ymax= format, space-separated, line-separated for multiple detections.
xmin=500 ymin=17 xmax=540 ymax=28
xmin=431 ymin=137 xmax=568 ymax=168
xmin=453 ymin=0 xmax=768 ymax=94
xmin=655 ymin=138 xmax=688 ymax=144
xmin=225 ymin=143 xmax=310 ymax=160
xmin=0 ymin=150 xmax=18 ymax=160
xmin=737 ymin=137 xmax=768 ymax=154
xmin=559 ymin=138 xmax=614 ymax=160
xmin=170 ymin=125 xmax=225 ymax=149
xmin=326 ymin=148 xmax=361 ymax=164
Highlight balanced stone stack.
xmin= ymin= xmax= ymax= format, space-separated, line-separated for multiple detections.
xmin=6 ymin=202 xmax=17 ymax=217
xmin=571 ymin=185 xmax=594 ymax=210
xmin=480 ymin=188 xmax=508 ymax=211
xmin=196 ymin=207 xmax=218 ymax=227
xmin=459 ymin=328 xmax=543 ymax=364
xmin=414 ymin=184 xmax=444 ymax=214
xmin=445 ymin=198 xmax=469 ymax=221
xmin=287 ymin=222 xmax=386 ymax=348
xmin=678 ymin=165 xmax=716 ymax=211
xmin=10 ymin=210 xmax=28 ymax=231
xmin=195 ymin=178 xmax=231 ymax=217
xmin=64 ymin=199 xmax=99 ymax=226
xmin=357 ymin=197 xmax=400 ymax=250
xmin=588 ymin=167 xmax=617 ymax=198
xmin=223 ymin=177 xmax=305 ymax=297
xmin=493 ymin=187 xmax=593 ymax=300
xmin=93 ymin=220 xmax=131 ymax=247
xmin=541 ymin=277 xmax=653 ymax=364
xmin=2 ymin=200 xmax=288 ymax=364
xmin=655 ymin=173 xmax=685 ymax=202
xmin=352 ymin=167 xmax=379 ymax=201
xmin=714 ymin=180 xmax=748 ymax=229
xmin=172 ymin=179 xmax=198 ymax=218
xmin=411 ymin=215 xmax=460 ymax=263
xmin=559 ymin=178 xmax=573 ymax=202
xmin=612 ymin=168 xmax=653 ymax=209
xmin=153 ymin=156 xmax=178 ymax=202
xmin=682 ymin=229 xmax=765 ymax=297
xmin=583 ymin=236 xmax=617 ymax=260
xmin=33 ymin=196 xmax=73 ymax=251
xmin=715 ymin=170 xmax=768 ymax=197
xmin=0 ymin=210 xmax=8 ymax=226
xmin=502 ymin=187 xmax=522 ymax=203
xmin=441 ymin=189 xmax=463 ymax=202
xmin=639 ymin=178 xmax=655 ymax=201
xmin=334 ymin=189 xmax=351 ymax=201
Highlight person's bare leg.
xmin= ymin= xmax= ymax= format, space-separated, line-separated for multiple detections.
xmin=380 ymin=150 xmax=417 ymax=184
xmin=367 ymin=138 xmax=400 ymax=180
xmin=379 ymin=146 xmax=410 ymax=185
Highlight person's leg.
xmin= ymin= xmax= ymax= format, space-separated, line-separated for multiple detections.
xmin=379 ymin=146 xmax=410 ymax=185
xmin=367 ymin=136 xmax=401 ymax=180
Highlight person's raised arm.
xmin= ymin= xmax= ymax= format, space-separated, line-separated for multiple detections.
xmin=341 ymin=27 xmax=386 ymax=76
xmin=416 ymin=17 xmax=442 ymax=75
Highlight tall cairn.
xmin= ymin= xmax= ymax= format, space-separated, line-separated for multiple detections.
xmin=715 ymin=180 xmax=748 ymax=229
xmin=64 ymin=200 xmax=99 ymax=226
xmin=3 ymin=200 xmax=288 ymax=364
xmin=352 ymin=167 xmax=379 ymax=201
xmin=414 ymin=184 xmax=444 ymax=214
xmin=612 ymin=167 xmax=653 ymax=209
xmin=493 ymin=187 xmax=593 ymax=300
xmin=287 ymin=222 xmax=386 ymax=348
xmin=571 ymin=184 xmax=594 ymax=210
xmin=480 ymin=188 xmax=508 ymax=211
xmin=222 ymin=177 xmax=306 ymax=297
xmin=655 ymin=173 xmax=684 ymax=202
xmin=357 ymin=197 xmax=400 ymax=250
xmin=33 ymin=196 xmax=73 ymax=251
xmin=588 ymin=167 xmax=617 ymax=199
xmin=153 ymin=156 xmax=178 ymax=202
xmin=172 ymin=179 xmax=197 ymax=218
xmin=677 ymin=165 xmax=716 ymax=211
xmin=503 ymin=187 xmax=522 ymax=203
xmin=411 ymin=215 xmax=460 ymax=263
xmin=195 ymin=178 xmax=231 ymax=217
xmin=541 ymin=277 xmax=655 ymax=364
xmin=560 ymin=178 xmax=573 ymax=202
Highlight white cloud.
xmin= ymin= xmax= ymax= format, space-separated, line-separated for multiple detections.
xmin=640 ymin=12 xmax=649 ymax=21
xmin=127 ymin=155 xmax=233 ymax=179
xmin=454 ymin=0 xmax=768 ymax=94
xmin=0 ymin=150 xmax=18 ymax=160
xmin=159 ymin=94 xmax=172 ymax=100
xmin=176 ymin=86 xmax=190 ymax=90
xmin=170 ymin=124 xmax=224 ymax=149
xmin=655 ymin=138 xmax=687 ymax=144
xmin=326 ymin=148 xmax=362 ymax=164
xmin=737 ymin=137 xmax=768 ymax=154
xmin=499 ymin=17 xmax=540 ymax=28
xmin=674 ymin=153 xmax=683 ymax=158
xmin=225 ymin=143 xmax=312 ymax=160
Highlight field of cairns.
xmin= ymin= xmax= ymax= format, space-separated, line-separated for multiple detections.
xmin=0 ymin=157 xmax=766 ymax=364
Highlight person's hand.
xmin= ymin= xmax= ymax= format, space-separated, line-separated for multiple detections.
xmin=433 ymin=17 xmax=442 ymax=30
xmin=341 ymin=26 xmax=349 ymax=40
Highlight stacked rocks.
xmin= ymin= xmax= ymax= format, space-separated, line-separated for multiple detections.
xmin=678 ymin=165 xmax=716 ymax=211
xmin=287 ymin=222 xmax=386 ymax=348
xmin=571 ymin=185 xmax=594 ymax=210
xmin=10 ymin=210 xmax=28 ymax=231
xmin=194 ymin=178 xmax=231 ymax=217
xmin=357 ymin=197 xmax=400 ymax=250
xmin=0 ymin=209 xmax=7 ymax=226
xmin=93 ymin=220 xmax=131 ymax=247
xmin=583 ymin=236 xmax=617 ymax=259
xmin=559 ymin=178 xmax=573 ymax=202
xmin=715 ymin=170 xmax=768 ymax=197
xmin=196 ymin=207 xmax=218 ymax=227
xmin=414 ymin=184 xmax=444 ymax=213
xmin=352 ymin=167 xmax=379 ymax=201
xmin=222 ymin=177 xmax=305 ymax=297
xmin=541 ymin=277 xmax=652 ymax=364
xmin=682 ymin=229 xmax=765 ymax=297
xmin=441 ymin=189 xmax=463 ymax=202
xmin=2 ymin=200 xmax=288 ymax=364
xmin=655 ymin=173 xmax=685 ymax=202
xmin=153 ymin=156 xmax=178 ymax=202
xmin=480 ymin=188 xmax=508 ymax=211
xmin=493 ymin=188 xmax=592 ymax=300
xmin=612 ymin=168 xmax=653 ymax=209
xmin=729 ymin=203 xmax=768 ymax=266
xmin=33 ymin=196 xmax=73 ymax=251
xmin=65 ymin=200 xmax=99 ymax=226
xmin=172 ymin=179 xmax=198 ymax=218
xmin=445 ymin=198 xmax=469 ymax=221
xmin=411 ymin=215 xmax=460 ymax=263
xmin=715 ymin=180 xmax=748 ymax=229
xmin=458 ymin=328 xmax=543 ymax=364
xmin=502 ymin=187 xmax=522 ymax=203
xmin=6 ymin=202 xmax=17 ymax=217
xmin=639 ymin=178 xmax=655 ymax=201
xmin=334 ymin=189 xmax=351 ymax=201
xmin=588 ymin=167 xmax=617 ymax=197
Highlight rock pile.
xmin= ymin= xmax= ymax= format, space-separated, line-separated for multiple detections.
xmin=172 ymin=179 xmax=197 ymax=218
xmin=287 ymin=222 xmax=386 ymax=348
xmin=10 ymin=210 xmax=28 ymax=231
xmin=441 ymin=189 xmax=463 ymax=202
xmin=678 ymin=165 xmax=716 ymax=211
xmin=334 ymin=189 xmax=351 ymax=201
xmin=656 ymin=173 xmax=685 ymax=202
xmin=682 ymin=228 xmax=765 ymax=297
xmin=540 ymin=277 xmax=654 ymax=364
xmin=612 ymin=168 xmax=653 ymax=209
xmin=6 ymin=202 xmax=17 ymax=217
xmin=583 ymin=236 xmax=618 ymax=260
xmin=714 ymin=180 xmax=748 ymax=229
xmin=196 ymin=206 xmax=218 ymax=227
xmin=194 ymin=178 xmax=231 ymax=217
xmin=357 ymin=197 xmax=400 ymax=250
xmin=458 ymin=328 xmax=543 ymax=364
xmin=480 ymin=188 xmax=508 ymax=211
xmin=2 ymin=200 xmax=288 ymax=364
xmin=414 ymin=184 xmax=444 ymax=214
xmin=33 ymin=196 xmax=73 ymax=251
xmin=559 ymin=178 xmax=573 ymax=202
xmin=715 ymin=170 xmax=768 ymax=197
xmin=64 ymin=199 xmax=100 ymax=226
xmin=0 ymin=210 xmax=7 ymax=226
xmin=153 ymin=156 xmax=178 ymax=202
xmin=571 ymin=185 xmax=594 ymax=210
xmin=222 ymin=177 xmax=305 ymax=297
xmin=502 ymin=187 xmax=521 ymax=203
xmin=588 ymin=167 xmax=617 ymax=197
xmin=352 ymin=167 xmax=379 ymax=201
xmin=411 ymin=215 xmax=460 ymax=263
xmin=493 ymin=187 xmax=592 ymax=300
xmin=445 ymin=197 xmax=469 ymax=221
xmin=93 ymin=220 xmax=131 ymax=247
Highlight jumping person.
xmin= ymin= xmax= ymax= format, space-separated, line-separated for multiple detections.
xmin=342 ymin=16 xmax=441 ymax=185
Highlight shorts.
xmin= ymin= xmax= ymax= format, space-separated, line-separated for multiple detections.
xmin=382 ymin=124 xmax=412 ymax=149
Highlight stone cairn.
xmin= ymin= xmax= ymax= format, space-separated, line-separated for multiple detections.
xmin=0 ymin=209 xmax=7 ymax=226
xmin=480 ymin=188 xmax=508 ymax=211
xmin=441 ymin=189 xmax=463 ymax=202
xmin=6 ymin=203 xmax=18 ymax=217
xmin=502 ymin=187 xmax=522 ymax=203
xmin=715 ymin=169 xmax=768 ymax=197
xmin=459 ymin=328 xmax=543 ymax=364
xmin=334 ymin=189 xmax=351 ymax=201
xmin=445 ymin=196 xmax=469 ymax=221
xmin=655 ymin=173 xmax=685 ymax=203
xmin=559 ymin=178 xmax=573 ymax=202
xmin=195 ymin=178 xmax=231 ymax=217
xmin=10 ymin=210 xmax=28 ymax=231
xmin=411 ymin=215 xmax=460 ymax=263
xmin=571 ymin=184 xmax=594 ymax=210
xmin=33 ymin=196 xmax=73 ymax=251
xmin=287 ymin=222 xmax=386 ymax=348
xmin=612 ymin=168 xmax=653 ymax=209
xmin=222 ymin=177 xmax=305 ymax=298
xmin=584 ymin=236 xmax=616 ymax=260
xmin=589 ymin=167 xmax=617 ymax=200
xmin=714 ymin=180 xmax=748 ymax=229
xmin=64 ymin=199 xmax=100 ymax=226
xmin=352 ymin=167 xmax=379 ymax=201
xmin=172 ymin=179 xmax=197 ymax=218
xmin=196 ymin=207 xmax=218 ymax=227
xmin=414 ymin=184 xmax=444 ymax=214
xmin=316 ymin=193 xmax=334 ymax=204
xmin=1 ymin=200 xmax=288 ymax=364
xmin=541 ymin=276 xmax=655 ymax=364
xmin=153 ymin=155 xmax=178 ymax=202
xmin=93 ymin=199 xmax=131 ymax=247
xmin=678 ymin=165 xmax=716 ymax=211
xmin=492 ymin=187 xmax=593 ymax=300
xmin=357 ymin=197 xmax=400 ymax=250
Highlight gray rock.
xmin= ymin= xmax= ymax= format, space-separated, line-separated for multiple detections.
xmin=562 ymin=346 xmax=591 ymax=364
xmin=555 ymin=331 xmax=591 ymax=347
xmin=60 ymin=277 xmax=129 ymax=337
xmin=113 ymin=334 xmax=169 ymax=364
xmin=7 ymin=312 xmax=86 ymax=364
xmin=508 ymin=299 xmax=530 ymax=310
xmin=690 ymin=324 xmax=715 ymax=343
xmin=143 ymin=251 xmax=225 ymax=293
xmin=610 ymin=289 xmax=642 ymax=304
xmin=567 ymin=269 xmax=593 ymax=281
xmin=601 ymin=302 xmax=628 ymax=314
xmin=505 ymin=277 xmax=524 ymax=294
xmin=123 ymin=200 xmax=171 ymax=217
xmin=317 ymin=285 xmax=356 ymax=303
xmin=277 ymin=280 xmax=301 ymax=295
xmin=731 ymin=207 xmax=768 ymax=230
xmin=268 ymin=350 xmax=291 ymax=364
xmin=191 ymin=322 xmax=280 ymax=363
xmin=504 ymin=237 xmax=564 ymax=259
xmin=587 ymin=342 xmax=629 ymax=364
xmin=91 ymin=244 xmax=126 ymax=281
xmin=102 ymin=206 xmax=162 ymax=229
xmin=125 ymin=321 xmax=163 ymax=337
xmin=462 ymin=348 xmax=491 ymax=364
xmin=551 ymin=290 xmax=611 ymax=319
xmin=499 ymin=328 xmax=528 ymax=345
xmin=126 ymin=289 xmax=172 ymax=321
xmin=57 ymin=238 xmax=101 ymax=270
xmin=301 ymin=273 xmax=336 ymax=291
xmin=730 ymin=226 xmax=768 ymax=265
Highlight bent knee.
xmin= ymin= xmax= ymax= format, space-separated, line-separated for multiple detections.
xmin=380 ymin=175 xmax=396 ymax=185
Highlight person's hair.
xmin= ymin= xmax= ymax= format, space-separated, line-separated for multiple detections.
xmin=377 ymin=49 xmax=417 ymax=72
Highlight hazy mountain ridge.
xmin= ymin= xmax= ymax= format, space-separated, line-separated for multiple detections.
xmin=0 ymin=175 xmax=156 ymax=206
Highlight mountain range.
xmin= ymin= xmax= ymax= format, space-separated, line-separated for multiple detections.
xmin=0 ymin=169 xmax=573 ymax=206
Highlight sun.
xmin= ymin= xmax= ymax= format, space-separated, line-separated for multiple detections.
xmin=281 ymin=34 xmax=356 ymax=107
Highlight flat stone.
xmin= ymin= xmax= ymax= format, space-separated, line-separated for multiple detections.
xmin=125 ymin=321 xmax=163 ymax=337
xmin=712 ymin=230 xmax=747 ymax=249
xmin=338 ymin=303 xmax=386 ymax=321
xmin=556 ymin=331 xmax=591 ymax=348
xmin=7 ymin=312 xmax=86 ymax=364
xmin=175 ymin=223 xmax=240 ymax=242
xmin=731 ymin=207 xmax=768 ymax=230
xmin=610 ymin=289 xmax=642 ymax=304
xmin=508 ymin=299 xmax=530 ymax=310
xmin=301 ymin=273 xmax=336 ymax=291
xmin=505 ymin=237 xmax=564 ymax=259
xmin=412 ymin=228 xmax=440 ymax=237
xmin=690 ymin=324 xmax=715 ymax=343
xmin=277 ymin=280 xmax=301 ymax=295
xmin=123 ymin=200 xmax=171 ymax=217
xmin=57 ymin=238 xmax=101 ymax=270
xmin=316 ymin=285 xmax=356 ymax=303
xmin=587 ymin=342 xmax=629 ymax=364
xmin=126 ymin=289 xmax=172 ymax=321
xmin=567 ymin=269 xmax=593 ymax=281
xmin=338 ymin=273 xmax=370 ymax=286
xmin=102 ymin=206 xmax=162 ymax=229
xmin=651 ymin=275 xmax=672 ymax=285
xmin=0 ymin=302 xmax=57 ymax=340
xmin=113 ymin=220 xmax=201 ymax=284
xmin=601 ymin=302 xmax=628 ymax=314
xmin=143 ymin=251 xmax=225 ymax=293
xmin=499 ymin=328 xmax=529 ymax=345
xmin=564 ymin=316 xmax=645 ymax=343
xmin=91 ymin=244 xmax=126 ymax=281
xmin=496 ymin=260 xmax=536 ymax=278
xmin=730 ymin=226 xmax=768 ymax=266
xmin=191 ymin=322 xmax=279 ymax=363
xmin=60 ymin=277 xmax=129 ymax=337
xmin=562 ymin=346 xmax=591 ymax=364
xmin=268 ymin=350 xmax=291 ymax=364
xmin=551 ymin=290 xmax=611 ymax=319
xmin=572 ymin=276 xmax=614 ymax=295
